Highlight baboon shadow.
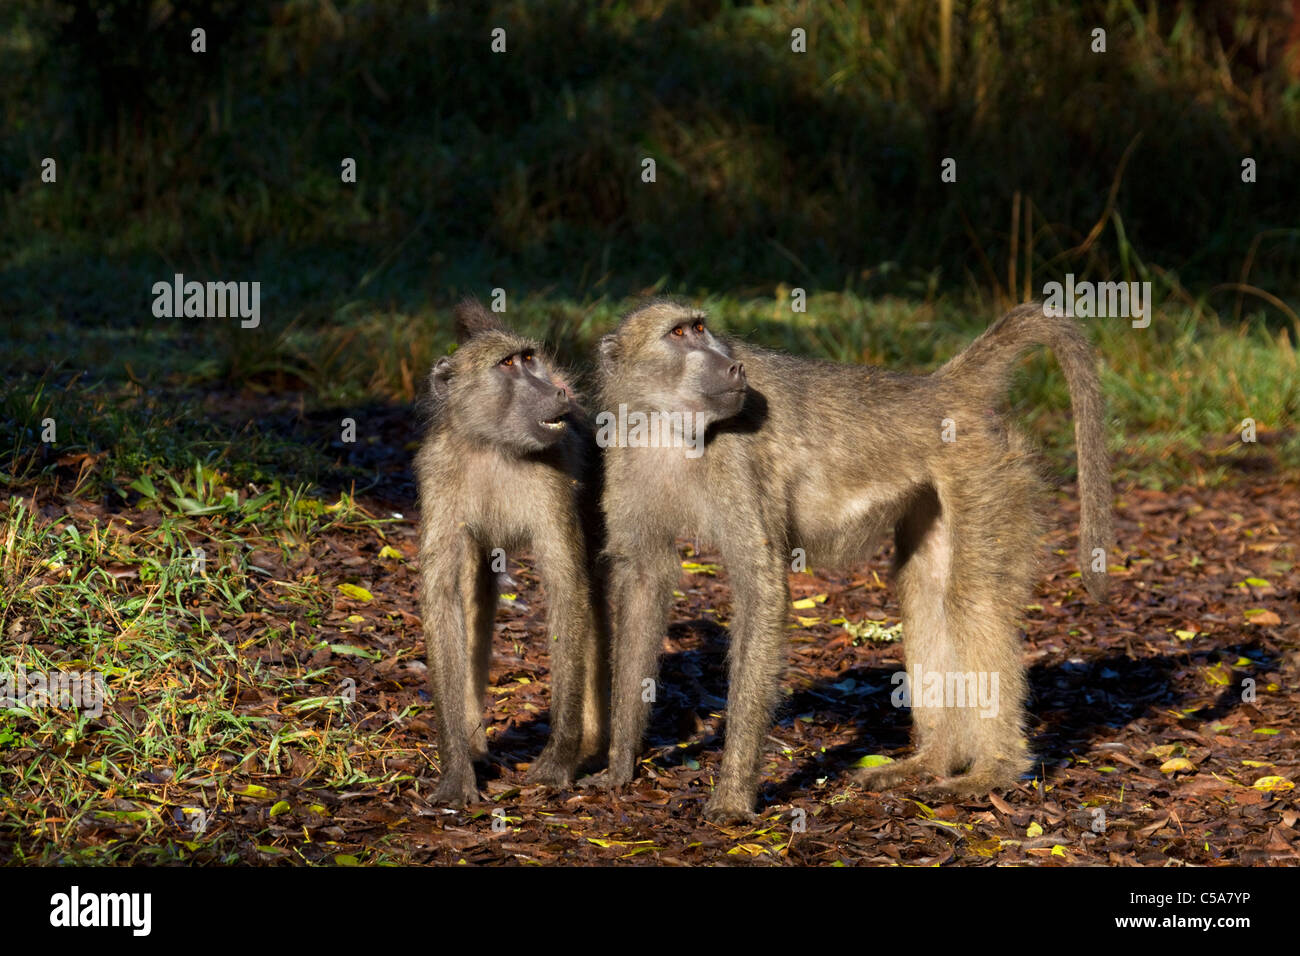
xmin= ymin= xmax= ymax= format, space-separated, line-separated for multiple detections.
xmin=448 ymin=595 xmax=1272 ymax=800
xmin=473 ymin=613 xmax=736 ymax=779
xmin=768 ymin=637 xmax=1274 ymax=804
xmin=224 ymin=397 xmax=421 ymax=510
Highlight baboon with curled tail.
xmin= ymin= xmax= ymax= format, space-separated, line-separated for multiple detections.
xmin=586 ymin=300 xmax=1112 ymax=823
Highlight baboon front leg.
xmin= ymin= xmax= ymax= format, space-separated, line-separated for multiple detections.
xmin=424 ymin=534 xmax=480 ymax=808
xmin=584 ymin=541 xmax=678 ymax=789
xmin=705 ymin=549 xmax=790 ymax=824
xmin=525 ymin=532 xmax=599 ymax=788
xmin=461 ymin=546 xmax=497 ymax=762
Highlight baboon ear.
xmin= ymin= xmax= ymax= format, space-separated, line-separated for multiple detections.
xmin=453 ymin=298 xmax=506 ymax=343
xmin=598 ymin=333 xmax=620 ymax=375
xmin=430 ymin=356 xmax=454 ymax=400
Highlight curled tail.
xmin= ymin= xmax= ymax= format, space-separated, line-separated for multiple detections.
xmin=940 ymin=302 xmax=1114 ymax=601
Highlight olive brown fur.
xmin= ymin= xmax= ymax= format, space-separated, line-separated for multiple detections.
xmin=585 ymin=300 xmax=1113 ymax=823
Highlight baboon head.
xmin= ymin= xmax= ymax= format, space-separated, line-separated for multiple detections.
xmin=429 ymin=300 xmax=576 ymax=452
xmin=598 ymin=301 xmax=747 ymax=425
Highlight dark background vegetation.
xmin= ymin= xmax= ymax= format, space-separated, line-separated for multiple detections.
xmin=3 ymin=0 xmax=1298 ymax=499
xmin=4 ymin=0 xmax=1299 ymax=296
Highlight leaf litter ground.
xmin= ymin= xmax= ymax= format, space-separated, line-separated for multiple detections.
xmin=2 ymin=474 xmax=1295 ymax=866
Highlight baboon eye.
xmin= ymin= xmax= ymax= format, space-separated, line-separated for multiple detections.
xmin=500 ymin=355 xmax=514 ymax=367
xmin=693 ymin=321 xmax=705 ymax=333
xmin=671 ymin=326 xmax=684 ymax=337
xmin=522 ymin=351 xmax=534 ymax=362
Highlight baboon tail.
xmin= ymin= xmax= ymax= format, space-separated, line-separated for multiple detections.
xmin=939 ymin=302 xmax=1113 ymax=601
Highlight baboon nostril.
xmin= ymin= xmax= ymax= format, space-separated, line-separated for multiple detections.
xmin=556 ymin=387 xmax=567 ymax=399
xmin=729 ymin=362 xmax=745 ymax=381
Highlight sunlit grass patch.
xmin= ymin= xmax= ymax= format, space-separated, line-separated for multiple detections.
xmin=0 ymin=487 xmax=426 ymax=864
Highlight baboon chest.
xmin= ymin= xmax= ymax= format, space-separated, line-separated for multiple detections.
xmin=460 ymin=456 xmax=574 ymax=550
xmin=614 ymin=448 xmax=713 ymax=532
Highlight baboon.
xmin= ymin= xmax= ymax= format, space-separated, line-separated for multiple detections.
xmin=416 ymin=300 xmax=608 ymax=807
xmin=587 ymin=300 xmax=1112 ymax=822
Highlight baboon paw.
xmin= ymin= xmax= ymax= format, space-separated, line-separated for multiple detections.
xmin=853 ymin=764 xmax=932 ymax=792
xmin=926 ymin=769 xmax=1021 ymax=801
xmin=923 ymin=778 xmax=991 ymax=801
xmin=851 ymin=767 xmax=907 ymax=791
xmin=524 ymin=757 xmax=576 ymax=789
xmin=703 ymin=796 xmax=757 ymax=826
xmin=575 ymin=766 xmax=632 ymax=790
xmin=433 ymin=770 xmax=479 ymax=808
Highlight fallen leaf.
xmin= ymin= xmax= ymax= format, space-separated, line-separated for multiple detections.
xmin=855 ymin=754 xmax=894 ymax=768
xmin=1244 ymin=609 xmax=1281 ymax=626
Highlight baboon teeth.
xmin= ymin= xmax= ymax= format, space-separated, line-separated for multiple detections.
xmin=539 ymin=419 xmax=566 ymax=430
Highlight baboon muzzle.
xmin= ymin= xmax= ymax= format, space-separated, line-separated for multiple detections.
xmin=703 ymin=352 xmax=746 ymax=395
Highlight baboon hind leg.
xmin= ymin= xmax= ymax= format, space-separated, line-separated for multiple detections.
xmin=856 ymin=481 xmax=1036 ymax=795
xmin=934 ymin=467 xmax=1040 ymax=794
xmin=854 ymin=487 xmax=959 ymax=790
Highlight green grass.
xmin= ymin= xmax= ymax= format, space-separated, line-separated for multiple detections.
xmin=0 ymin=483 xmax=427 ymax=864
xmin=6 ymin=287 xmax=1297 ymax=497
